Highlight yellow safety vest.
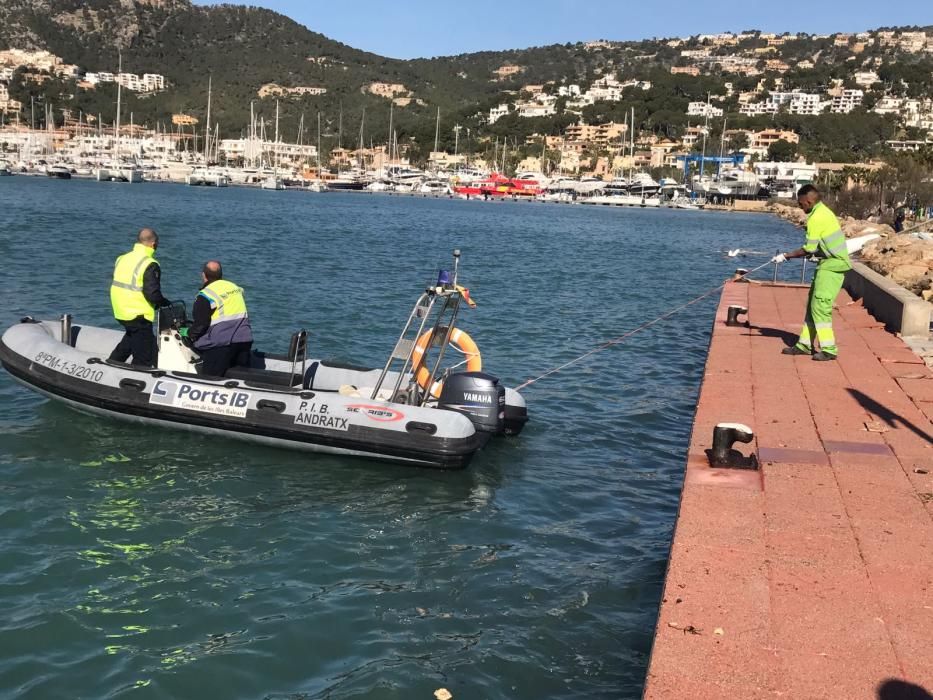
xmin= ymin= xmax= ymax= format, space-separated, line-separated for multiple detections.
xmin=110 ymin=243 xmax=158 ymax=321
xmin=803 ymin=202 xmax=852 ymax=273
xmin=194 ymin=279 xmax=253 ymax=350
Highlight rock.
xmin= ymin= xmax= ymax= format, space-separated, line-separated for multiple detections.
xmin=889 ymin=264 xmax=930 ymax=288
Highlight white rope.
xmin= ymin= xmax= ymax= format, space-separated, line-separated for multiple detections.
xmin=514 ymin=260 xmax=774 ymax=392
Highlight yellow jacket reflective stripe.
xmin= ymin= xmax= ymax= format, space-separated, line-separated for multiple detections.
xmin=194 ymin=279 xmax=253 ymax=350
xmin=802 ymin=202 xmax=851 ymax=272
xmin=110 ymin=243 xmax=158 ymax=321
xmin=200 ymin=280 xmax=248 ymax=321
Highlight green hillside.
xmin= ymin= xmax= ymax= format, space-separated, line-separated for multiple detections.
xmin=1 ymin=1 xmax=932 ymax=163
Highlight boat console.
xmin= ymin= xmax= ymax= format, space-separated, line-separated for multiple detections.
xmin=156 ymin=301 xmax=202 ymax=374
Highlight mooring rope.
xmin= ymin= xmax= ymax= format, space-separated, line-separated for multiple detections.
xmin=514 ymin=260 xmax=774 ymax=392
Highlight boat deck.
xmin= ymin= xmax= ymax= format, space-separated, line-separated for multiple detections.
xmin=644 ymin=281 xmax=933 ymax=698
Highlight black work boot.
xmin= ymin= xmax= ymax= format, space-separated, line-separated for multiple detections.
xmin=812 ymin=351 xmax=837 ymax=361
xmin=782 ymin=346 xmax=810 ymax=356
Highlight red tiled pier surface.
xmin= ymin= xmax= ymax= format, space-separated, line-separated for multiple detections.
xmin=643 ymin=282 xmax=933 ymax=699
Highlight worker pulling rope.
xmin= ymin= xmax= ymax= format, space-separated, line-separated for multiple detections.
xmin=514 ymin=260 xmax=774 ymax=392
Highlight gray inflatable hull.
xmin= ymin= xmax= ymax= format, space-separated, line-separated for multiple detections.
xmin=0 ymin=320 xmax=529 ymax=469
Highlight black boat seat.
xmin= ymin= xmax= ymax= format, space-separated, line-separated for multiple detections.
xmin=223 ymin=366 xmax=299 ymax=387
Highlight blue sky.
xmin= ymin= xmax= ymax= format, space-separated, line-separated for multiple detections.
xmin=193 ymin=1 xmax=933 ymax=59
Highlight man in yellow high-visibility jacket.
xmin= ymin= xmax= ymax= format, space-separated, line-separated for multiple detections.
xmin=187 ymin=260 xmax=254 ymax=377
xmin=109 ymin=228 xmax=169 ymax=366
xmin=772 ymin=185 xmax=851 ymax=361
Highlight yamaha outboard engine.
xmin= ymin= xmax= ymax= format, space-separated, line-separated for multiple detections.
xmin=438 ymin=371 xmax=505 ymax=434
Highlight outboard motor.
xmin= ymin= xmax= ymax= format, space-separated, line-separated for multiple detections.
xmin=438 ymin=371 xmax=505 ymax=434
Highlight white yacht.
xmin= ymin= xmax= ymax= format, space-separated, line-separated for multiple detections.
xmin=659 ymin=180 xmax=701 ymax=209
xmin=626 ymin=172 xmax=661 ymax=197
xmin=383 ymin=164 xmax=425 ymax=186
xmin=260 ymin=175 xmax=285 ymax=190
xmin=693 ymin=167 xmax=764 ymax=198
xmin=96 ymin=165 xmax=144 ymax=183
xmin=418 ymin=180 xmax=452 ymax=195
xmin=513 ymin=171 xmax=550 ymax=189
xmin=366 ymin=180 xmax=393 ymax=192
xmin=46 ymin=164 xmax=73 ymax=179
xmin=186 ymin=168 xmax=230 ymax=187
xmin=583 ymin=177 xmax=660 ymax=207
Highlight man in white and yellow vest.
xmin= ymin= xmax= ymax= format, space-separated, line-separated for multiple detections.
xmin=109 ymin=228 xmax=169 ymax=366
xmin=187 ymin=260 xmax=254 ymax=377
xmin=771 ymin=184 xmax=852 ymax=361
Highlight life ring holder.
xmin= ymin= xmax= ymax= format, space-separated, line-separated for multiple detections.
xmin=412 ymin=327 xmax=482 ymax=398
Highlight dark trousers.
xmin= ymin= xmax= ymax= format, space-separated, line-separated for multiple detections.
xmin=109 ymin=317 xmax=156 ymax=366
xmin=199 ymin=342 xmax=253 ymax=377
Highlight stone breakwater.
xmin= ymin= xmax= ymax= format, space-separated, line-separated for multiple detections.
xmin=768 ymin=202 xmax=933 ymax=301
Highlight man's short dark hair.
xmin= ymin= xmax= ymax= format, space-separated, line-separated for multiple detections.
xmin=797 ymin=184 xmax=820 ymax=199
xmin=202 ymin=260 xmax=223 ymax=283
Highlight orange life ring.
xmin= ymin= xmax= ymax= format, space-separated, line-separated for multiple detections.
xmin=412 ymin=327 xmax=482 ymax=398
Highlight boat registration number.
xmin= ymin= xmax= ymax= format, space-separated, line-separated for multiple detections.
xmin=33 ymin=352 xmax=104 ymax=383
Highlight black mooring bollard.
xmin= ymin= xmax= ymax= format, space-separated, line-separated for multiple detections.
xmin=725 ymin=305 xmax=748 ymax=327
xmin=733 ymin=268 xmax=750 ymax=283
xmin=705 ymin=422 xmax=759 ymax=470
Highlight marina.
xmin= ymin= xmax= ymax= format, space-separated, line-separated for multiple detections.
xmin=0 ymin=176 xmax=802 ymax=697
xmin=1 ymin=2 xmax=932 ymax=696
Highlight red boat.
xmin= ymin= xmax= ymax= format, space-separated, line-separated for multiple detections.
xmin=453 ymin=172 xmax=541 ymax=198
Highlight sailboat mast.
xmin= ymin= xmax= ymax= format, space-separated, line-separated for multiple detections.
xmin=719 ymin=116 xmax=727 ymax=160
xmin=250 ymin=101 xmax=256 ymax=168
xmin=433 ymin=106 xmax=440 ymax=153
xmin=316 ymin=111 xmax=321 ymax=176
xmin=115 ymin=52 xmax=122 ymax=161
xmin=358 ymin=107 xmax=365 ymax=170
xmin=699 ymin=92 xmax=710 ymax=183
xmin=204 ymin=75 xmax=212 ymax=163
xmin=387 ymin=102 xmax=393 ymax=167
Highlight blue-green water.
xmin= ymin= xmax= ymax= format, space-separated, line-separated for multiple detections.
xmin=0 ymin=178 xmax=802 ymax=699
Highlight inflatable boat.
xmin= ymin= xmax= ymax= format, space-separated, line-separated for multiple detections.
xmin=0 ymin=252 xmax=527 ymax=469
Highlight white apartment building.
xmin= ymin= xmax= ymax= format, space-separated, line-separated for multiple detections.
xmin=873 ymin=96 xmax=904 ymax=115
xmin=687 ymin=101 xmax=724 ymax=118
xmin=488 ymin=104 xmax=510 ymax=124
xmin=897 ymin=31 xmax=928 ymax=52
xmin=852 ymin=71 xmax=879 ymax=87
xmin=558 ymin=84 xmax=581 ymax=97
xmin=0 ymin=83 xmax=22 ymax=112
xmin=830 ymin=89 xmax=863 ymax=114
xmin=84 ymin=71 xmax=164 ymax=92
xmin=517 ymin=102 xmax=556 ymax=118
xmin=142 ymin=74 xmax=165 ymax=91
xmin=740 ymin=91 xmax=825 ymax=117
xmin=84 ymin=72 xmax=115 ymax=85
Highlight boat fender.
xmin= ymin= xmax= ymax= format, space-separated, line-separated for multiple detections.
xmin=412 ymin=327 xmax=482 ymax=398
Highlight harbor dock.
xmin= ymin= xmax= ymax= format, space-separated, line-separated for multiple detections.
xmin=644 ymin=281 xmax=933 ymax=698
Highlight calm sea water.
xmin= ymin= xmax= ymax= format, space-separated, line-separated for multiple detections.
xmin=0 ymin=178 xmax=802 ymax=699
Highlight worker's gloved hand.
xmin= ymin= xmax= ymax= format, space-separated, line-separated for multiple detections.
xmin=178 ymin=326 xmax=189 ymax=338
xmin=771 ymin=253 xmax=787 ymax=264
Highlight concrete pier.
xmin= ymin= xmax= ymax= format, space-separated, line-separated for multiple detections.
xmin=644 ymin=281 xmax=933 ymax=698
